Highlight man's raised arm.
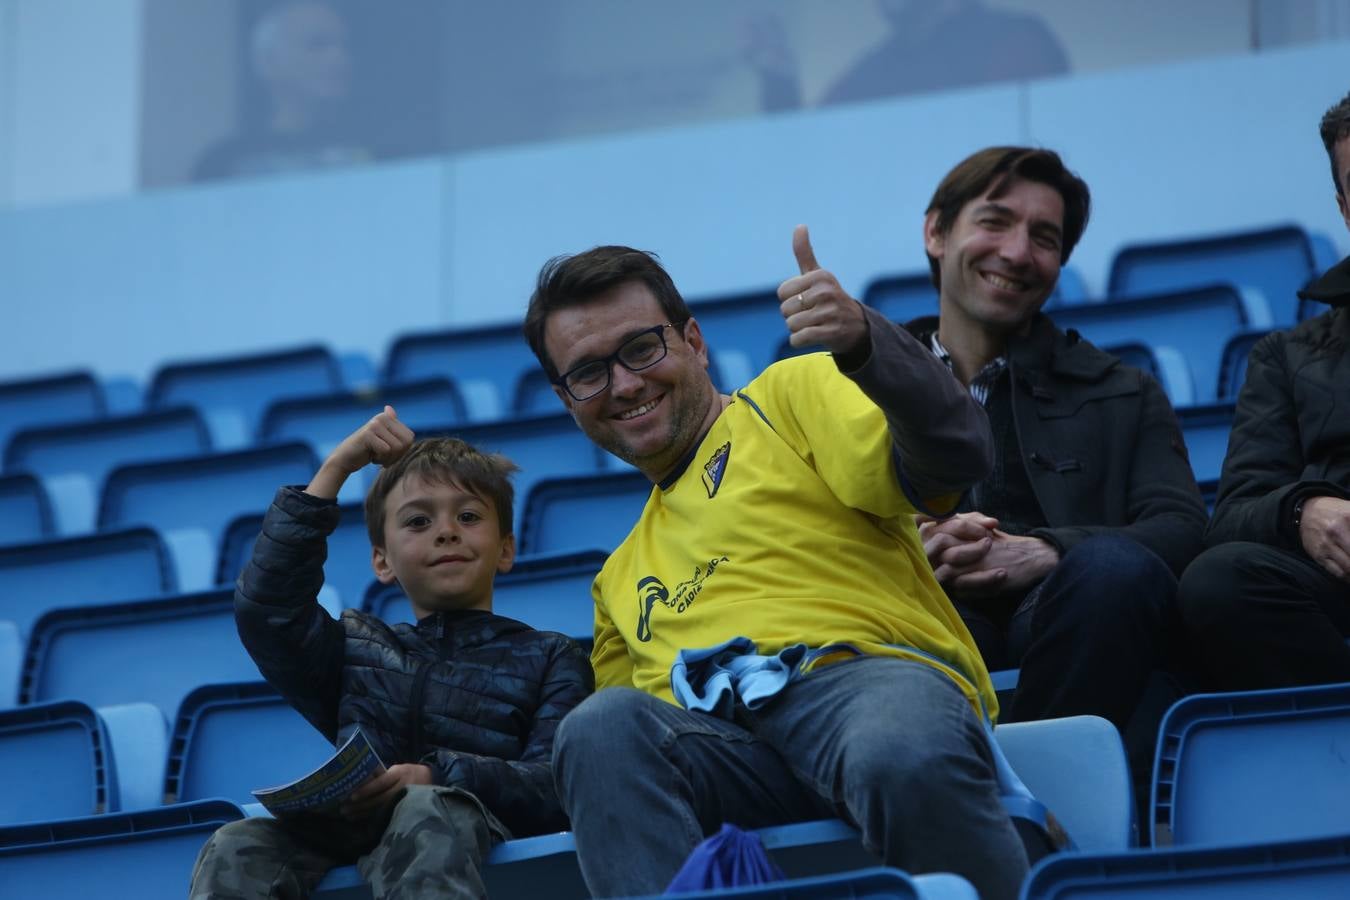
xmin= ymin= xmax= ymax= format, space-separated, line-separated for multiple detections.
xmin=775 ymin=224 xmax=993 ymax=502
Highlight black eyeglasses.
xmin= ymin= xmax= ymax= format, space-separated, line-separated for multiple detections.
xmin=552 ymin=323 xmax=680 ymax=401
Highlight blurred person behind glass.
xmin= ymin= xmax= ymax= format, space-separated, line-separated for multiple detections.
xmin=744 ymin=0 xmax=1069 ymax=112
xmin=194 ymin=0 xmax=377 ymax=181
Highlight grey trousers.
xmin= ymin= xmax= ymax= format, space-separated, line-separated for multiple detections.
xmin=188 ymin=785 xmax=503 ymax=900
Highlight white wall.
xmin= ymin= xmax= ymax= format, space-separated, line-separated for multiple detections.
xmin=1 ymin=41 xmax=1346 ymax=390
xmin=1 ymin=0 xmax=144 ymax=206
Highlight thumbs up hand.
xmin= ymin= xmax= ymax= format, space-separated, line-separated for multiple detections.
xmin=308 ymin=406 xmax=416 ymax=500
xmin=776 ymin=225 xmax=868 ymax=356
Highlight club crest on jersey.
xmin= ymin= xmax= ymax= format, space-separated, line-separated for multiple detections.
xmin=702 ymin=442 xmax=730 ymax=498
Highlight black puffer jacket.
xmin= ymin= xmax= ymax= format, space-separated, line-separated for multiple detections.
xmin=235 ymin=486 xmax=594 ymax=837
xmin=907 ymin=314 xmax=1207 ymax=576
xmin=1207 ymin=257 xmax=1350 ymax=550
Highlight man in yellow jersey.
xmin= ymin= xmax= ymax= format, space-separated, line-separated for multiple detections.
xmin=910 ymin=148 xmax=1205 ymax=742
xmin=522 ymin=218 xmax=1032 ymax=898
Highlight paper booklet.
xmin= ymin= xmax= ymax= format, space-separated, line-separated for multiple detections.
xmin=252 ymin=727 xmax=387 ymax=816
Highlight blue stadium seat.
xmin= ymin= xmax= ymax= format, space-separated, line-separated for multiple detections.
xmin=862 ymin=267 xmax=1090 ymax=326
xmin=1107 ymin=224 xmax=1316 ymax=327
xmin=0 ymin=370 xmax=104 ymax=462
xmin=1152 ymin=682 xmax=1350 ymax=848
xmin=427 ymin=413 xmax=608 ymax=526
xmin=0 ymin=527 xmax=175 ymax=638
xmin=165 ymin=681 xmax=335 ymax=806
xmin=258 ymin=377 xmax=466 ymax=455
xmin=1217 ymin=330 xmax=1271 ymax=401
xmin=362 ymin=549 xmax=606 ymax=639
xmin=98 ymin=443 xmax=319 ymax=591
xmin=513 ymin=368 xmax=560 ymax=416
xmin=863 ymin=273 xmax=938 ymax=325
xmin=519 ymin=471 xmax=651 ymax=556
xmin=0 ymin=700 xmax=112 ymax=824
xmin=687 ymin=290 xmax=784 ymax=388
xmin=1176 ymin=403 xmax=1235 ymax=484
xmin=1052 ymin=285 xmax=1248 ymax=407
xmin=0 ymin=799 xmax=245 ymax=900
xmin=996 ymin=715 xmax=1136 ymax=851
xmin=0 ymin=473 xmax=53 ymax=546
xmin=1023 ymin=833 xmax=1350 ymax=899
xmin=19 ymin=589 xmax=260 ymax=725
xmin=384 ymin=323 xmax=538 ymax=421
xmin=147 ymin=344 xmax=343 ymax=449
xmin=4 ymin=408 xmax=211 ymax=534
xmin=1101 ymin=342 xmax=1195 ymax=407
xmin=217 ymin=502 xmax=369 ymax=609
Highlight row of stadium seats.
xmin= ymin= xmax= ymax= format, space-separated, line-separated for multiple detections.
xmin=1 ymin=221 xmax=1336 ymax=450
xmin=5 ymin=678 xmax=1350 ymax=897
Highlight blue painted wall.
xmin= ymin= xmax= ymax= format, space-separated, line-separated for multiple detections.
xmin=3 ymin=42 xmax=1346 ymax=388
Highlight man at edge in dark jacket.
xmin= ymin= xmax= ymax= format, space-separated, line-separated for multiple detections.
xmin=1178 ymin=90 xmax=1350 ymax=690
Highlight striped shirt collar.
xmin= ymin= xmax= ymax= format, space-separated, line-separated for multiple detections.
xmin=927 ymin=331 xmax=1007 ymax=407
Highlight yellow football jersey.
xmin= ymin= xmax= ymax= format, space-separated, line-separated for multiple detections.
xmin=591 ymin=352 xmax=998 ymax=720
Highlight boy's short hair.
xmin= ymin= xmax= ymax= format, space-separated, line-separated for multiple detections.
xmin=364 ymin=438 xmax=519 ymax=546
xmin=924 ymin=146 xmax=1091 ymax=289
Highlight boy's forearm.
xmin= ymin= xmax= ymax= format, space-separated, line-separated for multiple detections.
xmin=305 ymin=457 xmax=357 ymax=501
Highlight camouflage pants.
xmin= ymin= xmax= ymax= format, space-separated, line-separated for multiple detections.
xmin=188 ymin=785 xmax=505 ymax=900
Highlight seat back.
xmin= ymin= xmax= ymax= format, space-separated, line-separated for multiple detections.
xmin=1176 ymin=403 xmax=1235 ymax=484
xmin=166 ymin=681 xmax=335 ymax=806
xmin=513 ymin=368 xmax=560 ymax=417
xmin=99 ymin=443 xmax=318 ymax=589
xmin=687 ymin=289 xmax=788 ymax=384
xmin=384 ymin=323 xmax=537 ymax=421
xmin=4 ymin=408 xmax=211 ymax=533
xmin=362 ymin=549 xmax=606 ymax=639
xmin=0 ymin=371 xmax=104 ymax=460
xmin=0 ymin=527 xmax=175 ymax=637
xmin=0 ymin=700 xmax=110 ymax=825
xmin=519 ymin=471 xmax=652 ymax=556
xmin=428 ymin=414 xmax=606 ymax=526
xmin=148 ymin=344 xmax=342 ymax=448
xmin=863 ymin=273 xmax=939 ymax=326
xmin=1108 ymin=224 xmax=1316 ymax=326
xmin=20 ymin=590 xmax=260 ymax=723
xmin=996 ymin=715 xmax=1136 ymax=851
xmin=259 ymin=377 xmax=466 ymax=456
xmin=0 ymin=800 xmax=245 ymax=900
xmin=1217 ymin=330 xmax=1271 ymax=401
xmin=1152 ymin=682 xmax=1350 ymax=847
xmin=1052 ymin=285 xmax=1247 ymax=406
xmin=1023 ymin=833 xmax=1350 ymax=899
xmin=218 ymin=505 xmax=370 ymax=609
xmin=0 ymin=474 xmax=53 ymax=546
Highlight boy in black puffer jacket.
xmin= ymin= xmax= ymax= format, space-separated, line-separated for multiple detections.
xmin=190 ymin=406 xmax=594 ymax=899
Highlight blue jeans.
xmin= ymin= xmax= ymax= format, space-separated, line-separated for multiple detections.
xmin=553 ymin=656 xmax=1027 ymax=900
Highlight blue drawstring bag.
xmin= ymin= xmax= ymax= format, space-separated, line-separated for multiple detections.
xmin=664 ymin=823 xmax=786 ymax=894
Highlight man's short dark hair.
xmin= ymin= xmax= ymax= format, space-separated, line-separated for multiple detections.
xmin=364 ymin=438 xmax=518 ymax=547
xmin=523 ymin=246 xmax=692 ymax=379
xmin=924 ymin=146 xmax=1091 ymax=289
xmin=1320 ymin=90 xmax=1350 ymax=197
